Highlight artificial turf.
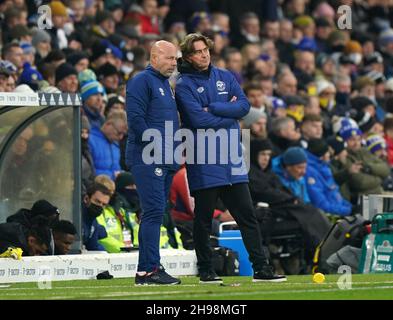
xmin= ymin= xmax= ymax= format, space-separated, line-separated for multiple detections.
xmin=1 ymin=273 xmax=393 ymax=300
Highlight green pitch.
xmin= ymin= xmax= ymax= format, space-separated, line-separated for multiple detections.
xmin=1 ymin=273 xmax=393 ymax=300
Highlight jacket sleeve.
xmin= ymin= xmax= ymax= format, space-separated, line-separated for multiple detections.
xmin=248 ymin=169 xmax=296 ymax=205
xmin=98 ymin=235 xmax=123 ymax=253
xmin=208 ymin=74 xmax=250 ymax=119
xmin=126 ymin=75 xmax=151 ymax=143
xmin=306 ymin=176 xmax=352 ymax=216
xmin=176 ymin=82 xmax=237 ymax=130
xmin=366 ymin=156 xmax=390 ymax=179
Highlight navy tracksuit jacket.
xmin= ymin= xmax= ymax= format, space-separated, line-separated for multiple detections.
xmin=126 ymin=65 xmax=179 ymax=272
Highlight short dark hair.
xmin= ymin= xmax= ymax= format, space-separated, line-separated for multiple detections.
xmin=1 ymin=42 xmax=20 ymax=59
xmin=28 ymin=215 xmax=52 ymax=247
xmin=52 ymin=220 xmax=77 ymax=235
xmin=302 ymin=114 xmax=322 ymax=123
xmin=243 ymin=81 xmax=263 ymax=95
xmin=179 ymin=33 xmax=214 ymax=58
xmin=86 ymin=182 xmax=112 ymax=198
xmin=223 ymin=47 xmax=240 ymax=62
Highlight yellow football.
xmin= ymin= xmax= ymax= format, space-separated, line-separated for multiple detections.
xmin=313 ymin=272 xmax=325 ymax=284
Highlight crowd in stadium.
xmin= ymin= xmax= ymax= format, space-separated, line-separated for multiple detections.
xmin=0 ymin=0 xmax=393 ymax=275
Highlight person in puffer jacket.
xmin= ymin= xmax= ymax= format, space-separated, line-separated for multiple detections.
xmin=125 ymin=41 xmax=181 ymax=286
xmin=176 ymin=33 xmax=286 ymax=283
xmin=271 ymin=146 xmax=310 ymax=204
xmin=305 ymin=138 xmax=352 ymax=216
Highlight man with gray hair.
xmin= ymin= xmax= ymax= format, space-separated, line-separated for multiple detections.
xmin=269 ymin=117 xmax=301 ymax=155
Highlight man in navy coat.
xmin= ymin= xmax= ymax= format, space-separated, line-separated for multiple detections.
xmin=126 ymin=40 xmax=181 ymax=285
xmin=176 ymin=33 xmax=286 ymax=283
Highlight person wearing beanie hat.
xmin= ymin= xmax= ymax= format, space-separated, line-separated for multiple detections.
xmin=327 ymin=135 xmax=346 ymax=157
xmin=271 ymin=147 xmax=310 ymax=204
xmin=282 ymin=147 xmax=307 ymax=166
xmin=307 ymin=138 xmax=330 ymax=159
xmin=49 ymin=1 xmax=68 ymax=18
xmin=343 ymin=40 xmax=363 ymax=65
xmin=48 ymin=1 xmax=69 ymax=50
xmin=115 ymin=172 xmax=135 ymax=191
xmin=96 ymin=63 xmax=119 ymax=94
xmin=90 ymin=41 xmax=116 ymax=69
xmin=18 ymin=62 xmax=43 ymax=91
xmin=270 ymin=97 xmax=287 ymax=117
xmin=32 ymin=29 xmax=52 ymax=48
xmin=305 ymin=138 xmax=352 ymax=216
xmin=327 ymin=30 xmax=348 ymax=52
xmin=81 ymin=80 xmax=105 ymax=129
xmin=284 ymin=95 xmax=306 ymax=120
xmin=249 ymin=139 xmax=273 ymax=169
xmin=241 ymin=107 xmax=267 ymax=137
xmin=316 ymin=79 xmax=336 ymax=112
xmin=81 ymin=80 xmax=105 ymax=102
xmin=66 ymin=52 xmax=90 ymax=73
xmin=55 ymin=63 xmax=78 ymax=93
xmin=365 ymin=134 xmax=387 ymax=159
xmin=339 ymin=118 xmax=363 ymax=141
xmin=379 ymin=28 xmax=393 ymax=49
xmin=341 ymin=123 xmax=390 ymax=204
xmin=104 ymin=94 xmax=125 ymax=117
xmin=91 ymin=10 xmax=116 ymax=40
xmin=363 ymin=51 xmax=384 ymax=69
xmin=6 ymin=199 xmax=60 ymax=228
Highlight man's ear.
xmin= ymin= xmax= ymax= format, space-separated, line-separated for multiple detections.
xmin=83 ymin=195 xmax=89 ymax=205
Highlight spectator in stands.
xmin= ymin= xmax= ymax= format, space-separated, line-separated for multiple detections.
xmin=96 ymin=62 xmax=120 ymax=94
xmin=47 ymin=1 xmax=69 ymax=50
xmin=275 ymin=71 xmax=298 ymax=98
xmin=55 ymin=63 xmax=79 ymax=93
xmin=94 ymin=174 xmax=115 ymax=197
xmin=32 ymin=30 xmax=52 ymax=64
xmin=52 ymin=220 xmax=77 ymax=255
xmin=339 ymin=118 xmax=390 ymax=204
xmin=300 ymin=114 xmax=323 ymax=148
xmin=272 ymin=147 xmax=310 ymax=204
xmin=241 ymin=107 xmax=268 ymax=140
xmin=2 ymin=42 xmax=24 ymax=74
xmin=88 ymin=112 xmax=127 ymax=180
xmin=82 ymin=182 xmax=110 ymax=251
xmin=66 ymin=52 xmax=90 ymax=73
xmin=232 ymin=12 xmax=260 ymax=49
xmin=268 ymin=117 xmax=301 ymax=156
xmin=96 ymin=173 xmax=137 ymax=253
xmin=224 ymin=47 xmax=244 ymax=85
xmin=7 ymin=199 xmax=60 ymax=228
xmin=365 ymin=134 xmax=387 ymax=161
xmin=305 ymin=138 xmax=352 ymax=216
xmin=80 ymin=79 xmax=106 ymax=129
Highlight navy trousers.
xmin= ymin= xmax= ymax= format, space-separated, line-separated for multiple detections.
xmin=131 ymin=165 xmax=175 ymax=272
